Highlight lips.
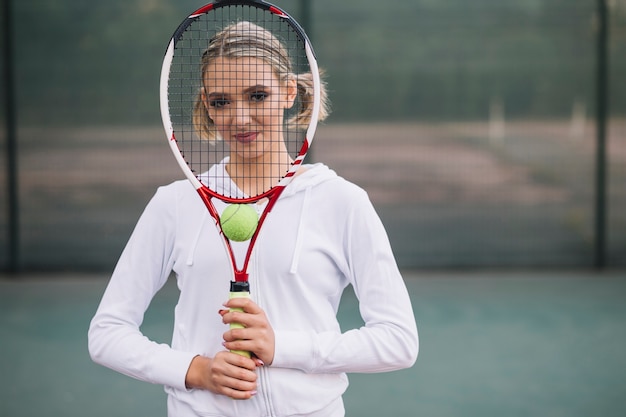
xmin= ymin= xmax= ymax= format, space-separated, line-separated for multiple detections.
xmin=234 ymin=132 xmax=258 ymax=144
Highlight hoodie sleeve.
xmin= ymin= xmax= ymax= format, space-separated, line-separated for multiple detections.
xmin=272 ymin=187 xmax=419 ymax=374
xmin=88 ymin=185 xmax=197 ymax=390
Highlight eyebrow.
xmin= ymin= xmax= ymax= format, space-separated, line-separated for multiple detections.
xmin=207 ymin=84 xmax=269 ymax=96
xmin=244 ymin=85 xmax=270 ymax=93
xmin=206 ymin=91 xmax=228 ymax=99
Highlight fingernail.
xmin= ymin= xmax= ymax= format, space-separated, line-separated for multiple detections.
xmin=256 ymin=359 xmax=265 ymax=366
xmin=250 ymin=390 xmax=257 ymax=396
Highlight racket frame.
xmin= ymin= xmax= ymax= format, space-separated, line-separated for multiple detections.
xmin=159 ymin=0 xmax=321 ymax=283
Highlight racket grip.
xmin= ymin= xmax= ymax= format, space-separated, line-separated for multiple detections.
xmin=229 ymin=281 xmax=251 ymax=358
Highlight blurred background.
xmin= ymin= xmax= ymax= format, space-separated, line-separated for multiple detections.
xmin=1 ymin=0 xmax=624 ymax=271
xmin=1 ymin=0 xmax=625 ymax=416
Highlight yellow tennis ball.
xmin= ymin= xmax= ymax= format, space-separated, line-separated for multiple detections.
xmin=220 ymin=204 xmax=259 ymax=242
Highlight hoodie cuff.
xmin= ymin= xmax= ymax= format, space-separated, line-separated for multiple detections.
xmin=272 ymin=330 xmax=316 ymax=372
xmin=150 ymin=348 xmax=200 ymax=391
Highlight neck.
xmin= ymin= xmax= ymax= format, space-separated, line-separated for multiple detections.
xmin=226 ymin=152 xmax=293 ymax=198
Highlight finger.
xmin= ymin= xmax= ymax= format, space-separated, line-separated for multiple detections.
xmin=224 ymin=350 xmax=257 ymax=371
xmin=221 ymin=384 xmax=257 ymax=400
xmin=223 ymin=297 xmax=261 ymax=313
xmin=221 ymin=367 xmax=257 ymax=386
xmin=221 ymin=309 xmax=261 ymax=329
xmin=223 ymin=324 xmax=258 ymax=344
xmin=223 ymin=337 xmax=251 ymax=353
xmin=215 ymin=370 xmax=257 ymax=399
xmin=225 ymin=320 xmax=272 ymax=339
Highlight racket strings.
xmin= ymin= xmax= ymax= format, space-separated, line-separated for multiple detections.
xmin=167 ymin=4 xmax=310 ymax=200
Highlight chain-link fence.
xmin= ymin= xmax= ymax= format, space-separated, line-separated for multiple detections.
xmin=1 ymin=0 xmax=625 ymax=271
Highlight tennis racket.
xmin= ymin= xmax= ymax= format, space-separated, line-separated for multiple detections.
xmin=159 ymin=0 xmax=322 ymax=357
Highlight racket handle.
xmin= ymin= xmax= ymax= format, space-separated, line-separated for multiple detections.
xmin=229 ymin=281 xmax=251 ymax=358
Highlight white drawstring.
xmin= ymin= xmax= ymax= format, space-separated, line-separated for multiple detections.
xmin=289 ymin=186 xmax=311 ymax=274
xmin=186 ymin=211 xmax=209 ymax=266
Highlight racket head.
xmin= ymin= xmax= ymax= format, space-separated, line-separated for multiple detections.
xmin=160 ymin=0 xmax=321 ymax=203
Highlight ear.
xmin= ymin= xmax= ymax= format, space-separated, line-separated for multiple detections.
xmin=283 ymin=76 xmax=298 ymax=109
xmin=201 ymin=88 xmax=217 ymax=122
xmin=201 ymin=89 xmax=211 ymax=113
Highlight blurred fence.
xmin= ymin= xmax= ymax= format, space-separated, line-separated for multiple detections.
xmin=1 ymin=0 xmax=625 ymax=272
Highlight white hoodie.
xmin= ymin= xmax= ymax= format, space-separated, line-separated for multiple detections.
xmin=88 ymin=162 xmax=418 ymax=417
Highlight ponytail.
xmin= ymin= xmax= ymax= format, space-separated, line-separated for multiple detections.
xmin=286 ymin=71 xmax=330 ymax=130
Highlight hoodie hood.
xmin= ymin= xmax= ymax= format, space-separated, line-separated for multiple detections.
xmin=281 ymin=162 xmax=339 ymax=198
xmin=280 ymin=163 xmax=340 ymax=273
xmin=199 ymin=158 xmax=339 ymax=200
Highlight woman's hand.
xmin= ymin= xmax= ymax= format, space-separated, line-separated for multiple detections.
xmin=184 ymin=352 xmax=258 ymax=399
xmin=220 ymin=297 xmax=276 ymax=366
xmin=184 ymin=298 xmax=274 ymax=400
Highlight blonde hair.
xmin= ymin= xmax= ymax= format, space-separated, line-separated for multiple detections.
xmin=192 ymin=21 xmax=330 ymax=141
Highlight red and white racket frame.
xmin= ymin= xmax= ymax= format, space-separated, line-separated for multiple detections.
xmin=159 ymin=0 xmax=321 ymax=283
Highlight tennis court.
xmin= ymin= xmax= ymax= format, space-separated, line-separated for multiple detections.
xmin=1 ymin=269 xmax=625 ymax=417
xmin=2 ymin=1 xmax=625 ymax=415
xmin=2 ymin=121 xmax=625 ymax=416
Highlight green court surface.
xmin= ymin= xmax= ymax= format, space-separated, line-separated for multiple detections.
xmin=1 ymin=270 xmax=625 ymax=417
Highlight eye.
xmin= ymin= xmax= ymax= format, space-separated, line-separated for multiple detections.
xmin=209 ymin=97 xmax=230 ymax=108
xmin=250 ymin=91 xmax=269 ymax=103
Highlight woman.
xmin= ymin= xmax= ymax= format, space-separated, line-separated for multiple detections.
xmin=89 ymin=22 xmax=418 ymax=417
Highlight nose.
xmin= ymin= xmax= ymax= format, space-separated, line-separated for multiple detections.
xmin=233 ymin=100 xmax=252 ymax=126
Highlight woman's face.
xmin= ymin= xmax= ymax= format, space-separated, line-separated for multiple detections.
xmin=203 ymin=57 xmax=297 ymax=160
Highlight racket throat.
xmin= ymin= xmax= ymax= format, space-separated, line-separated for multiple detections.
xmin=233 ymin=271 xmax=249 ymax=282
